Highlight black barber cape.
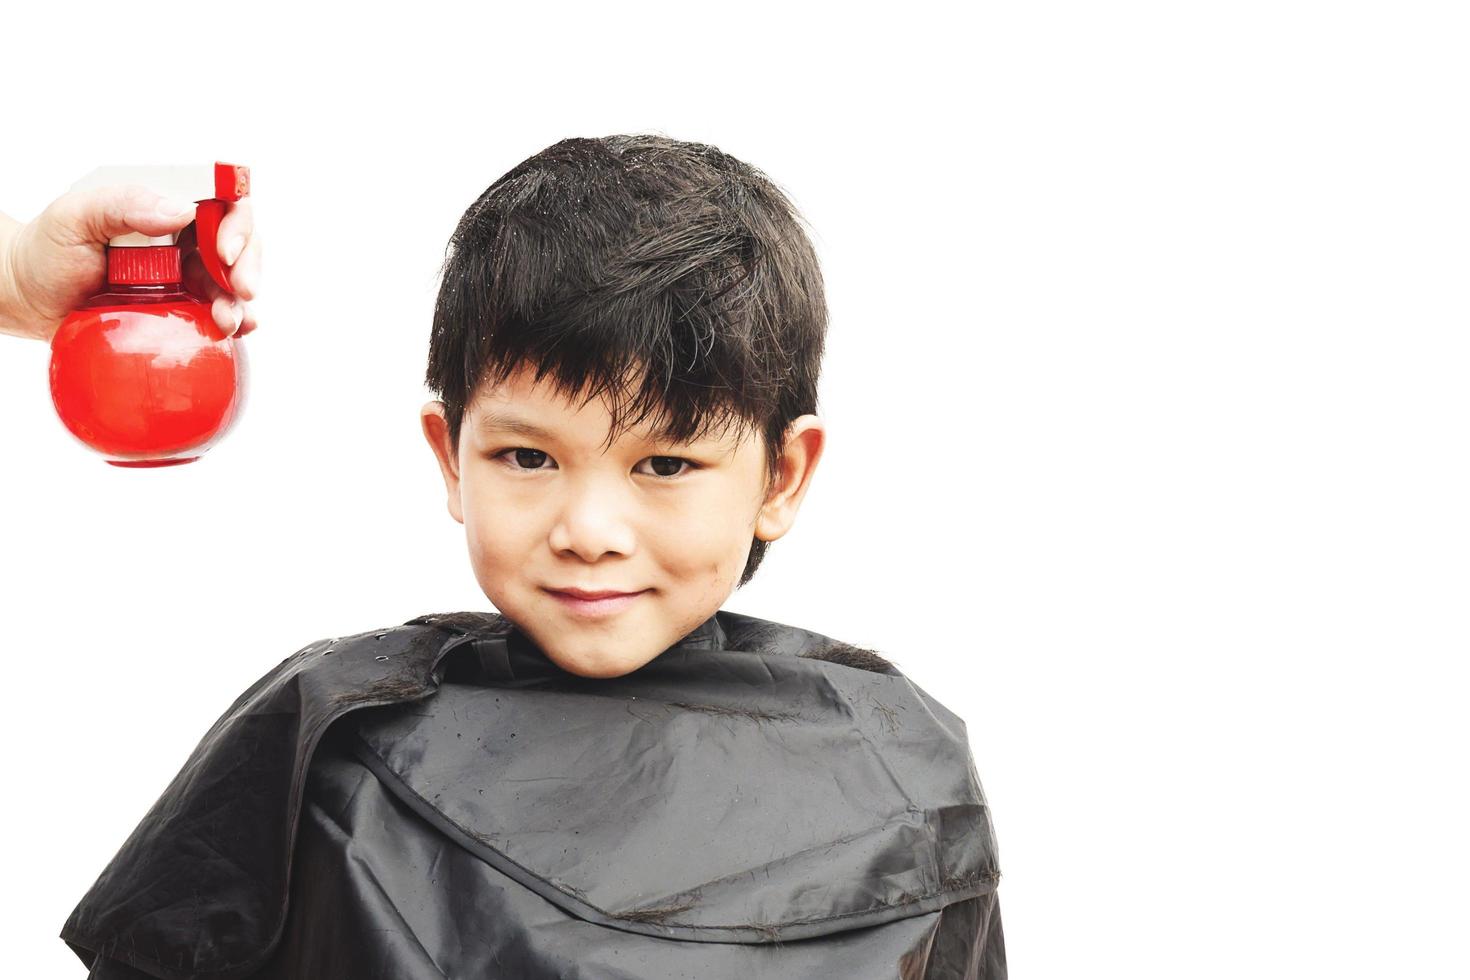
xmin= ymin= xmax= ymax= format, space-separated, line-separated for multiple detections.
xmin=63 ymin=609 xmax=1006 ymax=979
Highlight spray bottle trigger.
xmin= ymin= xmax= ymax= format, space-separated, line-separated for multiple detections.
xmin=194 ymin=199 xmax=232 ymax=293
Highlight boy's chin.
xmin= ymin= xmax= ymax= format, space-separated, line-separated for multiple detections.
xmin=543 ymin=642 xmax=662 ymax=679
xmin=509 ymin=617 xmax=659 ymax=678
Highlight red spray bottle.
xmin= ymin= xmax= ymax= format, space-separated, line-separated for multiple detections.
xmin=49 ymin=163 xmax=251 ymax=467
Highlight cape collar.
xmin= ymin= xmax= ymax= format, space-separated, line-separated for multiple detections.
xmin=672 ymin=610 xmax=728 ymax=650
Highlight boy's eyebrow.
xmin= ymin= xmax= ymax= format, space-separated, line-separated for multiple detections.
xmin=476 ymin=411 xmax=557 ymax=440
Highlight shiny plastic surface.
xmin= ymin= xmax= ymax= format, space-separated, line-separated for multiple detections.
xmin=49 ymin=286 xmax=245 ymax=466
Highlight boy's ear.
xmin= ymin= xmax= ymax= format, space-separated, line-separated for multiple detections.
xmin=421 ymin=401 xmax=465 ymax=525
xmin=755 ymin=415 xmax=826 ymax=543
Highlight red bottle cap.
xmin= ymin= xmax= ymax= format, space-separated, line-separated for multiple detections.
xmin=108 ymin=245 xmax=182 ymax=285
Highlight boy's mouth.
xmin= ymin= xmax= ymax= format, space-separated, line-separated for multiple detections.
xmin=544 ymin=587 xmax=650 ymax=617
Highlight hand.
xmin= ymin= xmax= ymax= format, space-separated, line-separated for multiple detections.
xmin=0 ymin=184 xmax=260 ymax=343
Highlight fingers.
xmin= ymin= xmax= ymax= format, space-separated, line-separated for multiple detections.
xmin=211 ymin=294 xmax=248 ymax=337
xmin=214 ymin=199 xmax=260 ymax=333
xmin=47 ymin=185 xmax=197 ymax=246
xmin=228 ymin=224 xmax=262 ymax=301
xmin=182 ymin=247 xmax=251 ymax=339
xmin=193 ymin=198 xmax=260 ymax=331
xmin=236 ymin=300 xmax=259 ymax=337
xmin=216 ymin=198 xmax=253 ymax=270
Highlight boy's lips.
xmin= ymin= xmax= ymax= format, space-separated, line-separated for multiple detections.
xmin=544 ymin=587 xmax=650 ymax=618
xmin=549 ymin=587 xmax=645 ymax=599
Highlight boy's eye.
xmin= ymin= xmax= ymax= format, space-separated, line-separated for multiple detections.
xmin=500 ymin=447 xmax=553 ymax=471
xmin=634 ymin=456 xmax=697 ymax=478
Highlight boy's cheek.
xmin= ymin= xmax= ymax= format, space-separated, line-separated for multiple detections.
xmin=462 ymin=518 xmax=523 ymax=595
xmin=651 ymin=512 xmax=748 ymax=569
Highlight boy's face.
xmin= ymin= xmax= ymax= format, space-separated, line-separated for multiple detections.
xmin=422 ymin=362 xmax=824 ymax=679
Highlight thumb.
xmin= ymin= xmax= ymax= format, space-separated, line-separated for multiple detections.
xmin=42 ymin=184 xmax=197 ymax=247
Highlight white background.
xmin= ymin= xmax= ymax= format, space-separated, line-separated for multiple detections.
xmin=2 ymin=3 xmax=1465 ymax=977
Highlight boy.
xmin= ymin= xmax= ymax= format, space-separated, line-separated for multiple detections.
xmin=62 ymin=135 xmax=1006 ymax=979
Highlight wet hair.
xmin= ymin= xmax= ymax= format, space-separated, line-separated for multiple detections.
xmin=425 ymin=134 xmax=828 ymax=586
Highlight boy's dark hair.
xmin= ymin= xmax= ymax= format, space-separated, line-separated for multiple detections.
xmin=425 ymin=134 xmax=828 ymax=586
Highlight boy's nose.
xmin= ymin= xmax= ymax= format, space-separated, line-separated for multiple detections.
xmin=546 ymin=487 xmax=638 ymax=562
